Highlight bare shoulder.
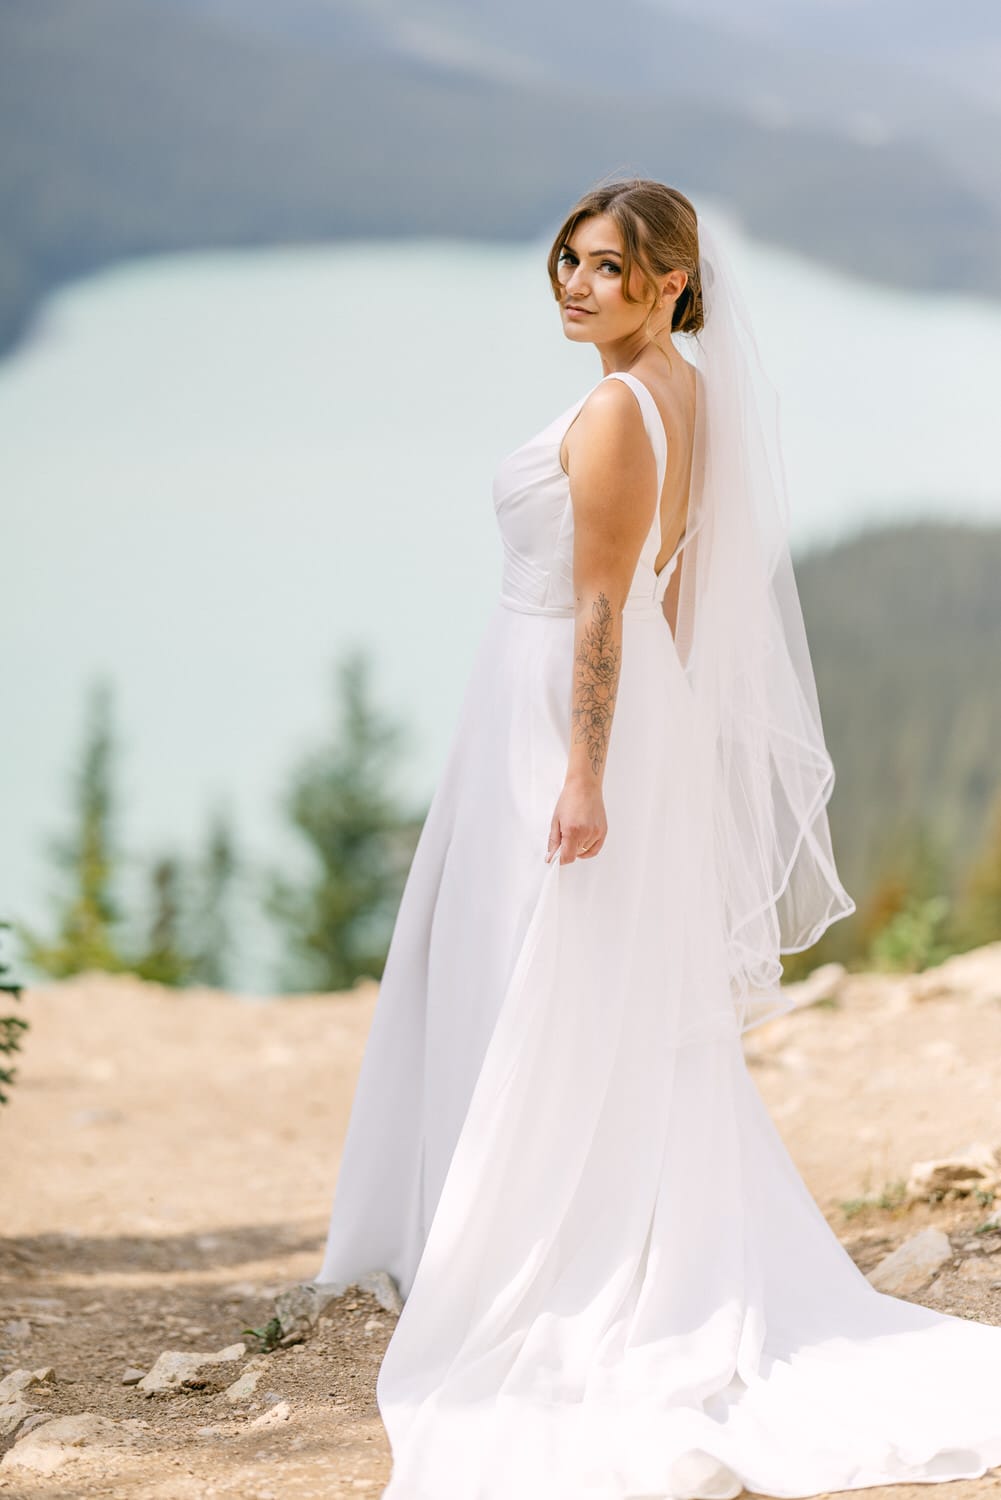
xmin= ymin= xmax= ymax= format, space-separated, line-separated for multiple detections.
xmin=573 ymin=377 xmax=648 ymax=453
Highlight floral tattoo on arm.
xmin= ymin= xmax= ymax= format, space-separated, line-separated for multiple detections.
xmin=572 ymin=591 xmax=621 ymax=776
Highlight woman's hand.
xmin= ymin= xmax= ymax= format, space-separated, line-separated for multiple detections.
xmin=546 ymin=776 xmax=608 ymax=864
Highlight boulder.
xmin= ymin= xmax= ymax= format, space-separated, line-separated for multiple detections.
xmin=0 ymin=1397 xmax=38 ymax=1440
xmin=274 ymin=1271 xmax=402 ymax=1345
xmin=0 ymin=1412 xmax=130 ymax=1475
xmin=867 ymin=1229 xmax=953 ymax=1297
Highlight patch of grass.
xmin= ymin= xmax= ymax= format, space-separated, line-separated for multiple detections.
xmin=840 ymin=1179 xmax=908 ymax=1219
xmin=243 ymin=1315 xmax=283 ymax=1352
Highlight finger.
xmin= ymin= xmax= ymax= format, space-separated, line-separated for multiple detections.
xmin=545 ymin=814 xmax=562 ymax=862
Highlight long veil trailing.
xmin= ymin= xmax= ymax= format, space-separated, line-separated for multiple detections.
xmin=672 ymin=216 xmax=856 ymax=1031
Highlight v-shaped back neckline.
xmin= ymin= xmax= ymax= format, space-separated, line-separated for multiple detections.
xmin=598 ymin=370 xmax=686 ymax=581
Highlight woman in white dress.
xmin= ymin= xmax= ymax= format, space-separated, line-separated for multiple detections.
xmin=314 ymin=179 xmax=1001 ymax=1500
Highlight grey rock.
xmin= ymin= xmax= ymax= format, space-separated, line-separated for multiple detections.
xmin=0 ymin=1367 xmax=55 ymax=1403
xmin=136 ymin=1341 xmax=247 ymax=1395
xmin=0 ymin=1398 xmax=37 ymax=1440
xmin=223 ymin=1357 xmax=268 ymax=1403
xmin=867 ymin=1228 xmax=953 ymax=1297
xmin=276 ymin=1270 xmax=403 ymax=1345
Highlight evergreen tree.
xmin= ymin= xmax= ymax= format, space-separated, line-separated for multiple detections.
xmin=19 ymin=677 xmax=129 ymax=977
xmin=265 ymin=647 xmax=423 ymax=992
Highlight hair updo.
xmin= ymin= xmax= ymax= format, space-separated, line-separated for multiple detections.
xmin=546 ymin=177 xmax=703 ymax=336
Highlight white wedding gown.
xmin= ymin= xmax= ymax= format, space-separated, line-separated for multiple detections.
xmin=314 ymin=370 xmax=1001 ymax=1499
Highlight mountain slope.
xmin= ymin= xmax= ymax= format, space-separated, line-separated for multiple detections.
xmin=796 ymin=520 xmax=1001 ymax=906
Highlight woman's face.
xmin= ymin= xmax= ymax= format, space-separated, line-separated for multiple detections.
xmin=555 ymin=212 xmax=684 ymax=346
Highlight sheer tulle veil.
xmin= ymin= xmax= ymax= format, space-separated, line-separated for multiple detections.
xmin=672 ymin=214 xmax=856 ymax=1031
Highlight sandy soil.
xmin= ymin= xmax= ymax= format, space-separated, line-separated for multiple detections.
xmin=2 ymin=967 xmax=1001 ymax=1499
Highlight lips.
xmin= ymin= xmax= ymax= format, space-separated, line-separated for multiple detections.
xmin=565 ymin=304 xmax=594 ymax=314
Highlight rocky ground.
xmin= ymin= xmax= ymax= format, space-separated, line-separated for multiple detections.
xmin=2 ymin=947 xmax=1001 ymax=1499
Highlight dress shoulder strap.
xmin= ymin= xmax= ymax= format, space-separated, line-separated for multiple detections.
xmin=600 ymin=371 xmax=669 ymax=490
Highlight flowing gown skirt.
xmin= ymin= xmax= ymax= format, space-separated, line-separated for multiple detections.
xmin=315 ymin=595 xmax=1001 ymax=1500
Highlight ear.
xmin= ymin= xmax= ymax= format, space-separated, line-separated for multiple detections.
xmin=660 ymin=269 xmax=689 ymax=304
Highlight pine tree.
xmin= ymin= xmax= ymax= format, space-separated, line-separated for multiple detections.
xmin=19 ymin=677 xmax=129 ymax=977
xmin=265 ymin=647 xmax=423 ymax=993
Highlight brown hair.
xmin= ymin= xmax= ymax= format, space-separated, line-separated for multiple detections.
xmin=546 ymin=177 xmax=703 ymax=336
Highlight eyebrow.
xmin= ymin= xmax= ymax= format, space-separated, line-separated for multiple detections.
xmin=563 ymin=245 xmax=622 ymax=257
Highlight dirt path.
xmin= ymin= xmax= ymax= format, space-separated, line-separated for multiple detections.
xmin=2 ymin=967 xmax=1001 ymax=1498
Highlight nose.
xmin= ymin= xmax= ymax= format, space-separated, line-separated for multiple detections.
xmin=563 ymin=263 xmax=590 ymax=298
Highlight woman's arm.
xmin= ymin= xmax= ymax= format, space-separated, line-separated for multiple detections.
xmin=546 ymin=382 xmax=659 ymax=865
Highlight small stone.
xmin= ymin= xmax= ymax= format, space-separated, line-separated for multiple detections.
xmin=224 ymin=1358 xmax=268 ymax=1403
xmin=136 ymin=1342 xmax=247 ymax=1396
xmin=121 ymin=1366 xmax=146 ymax=1386
xmin=867 ymin=1228 xmax=953 ymax=1297
xmin=250 ymin=1399 xmax=290 ymax=1428
xmin=0 ymin=1368 xmax=55 ymax=1403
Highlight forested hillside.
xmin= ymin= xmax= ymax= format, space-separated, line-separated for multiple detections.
xmin=796 ymin=520 xmax=1001 ymax=918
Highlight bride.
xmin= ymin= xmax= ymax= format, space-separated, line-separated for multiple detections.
xmin=314 ymin=179 xmax=1001 ymax=1500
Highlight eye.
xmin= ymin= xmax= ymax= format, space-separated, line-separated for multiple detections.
xmin=557 ymin=250 xmax=621 ymax=274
